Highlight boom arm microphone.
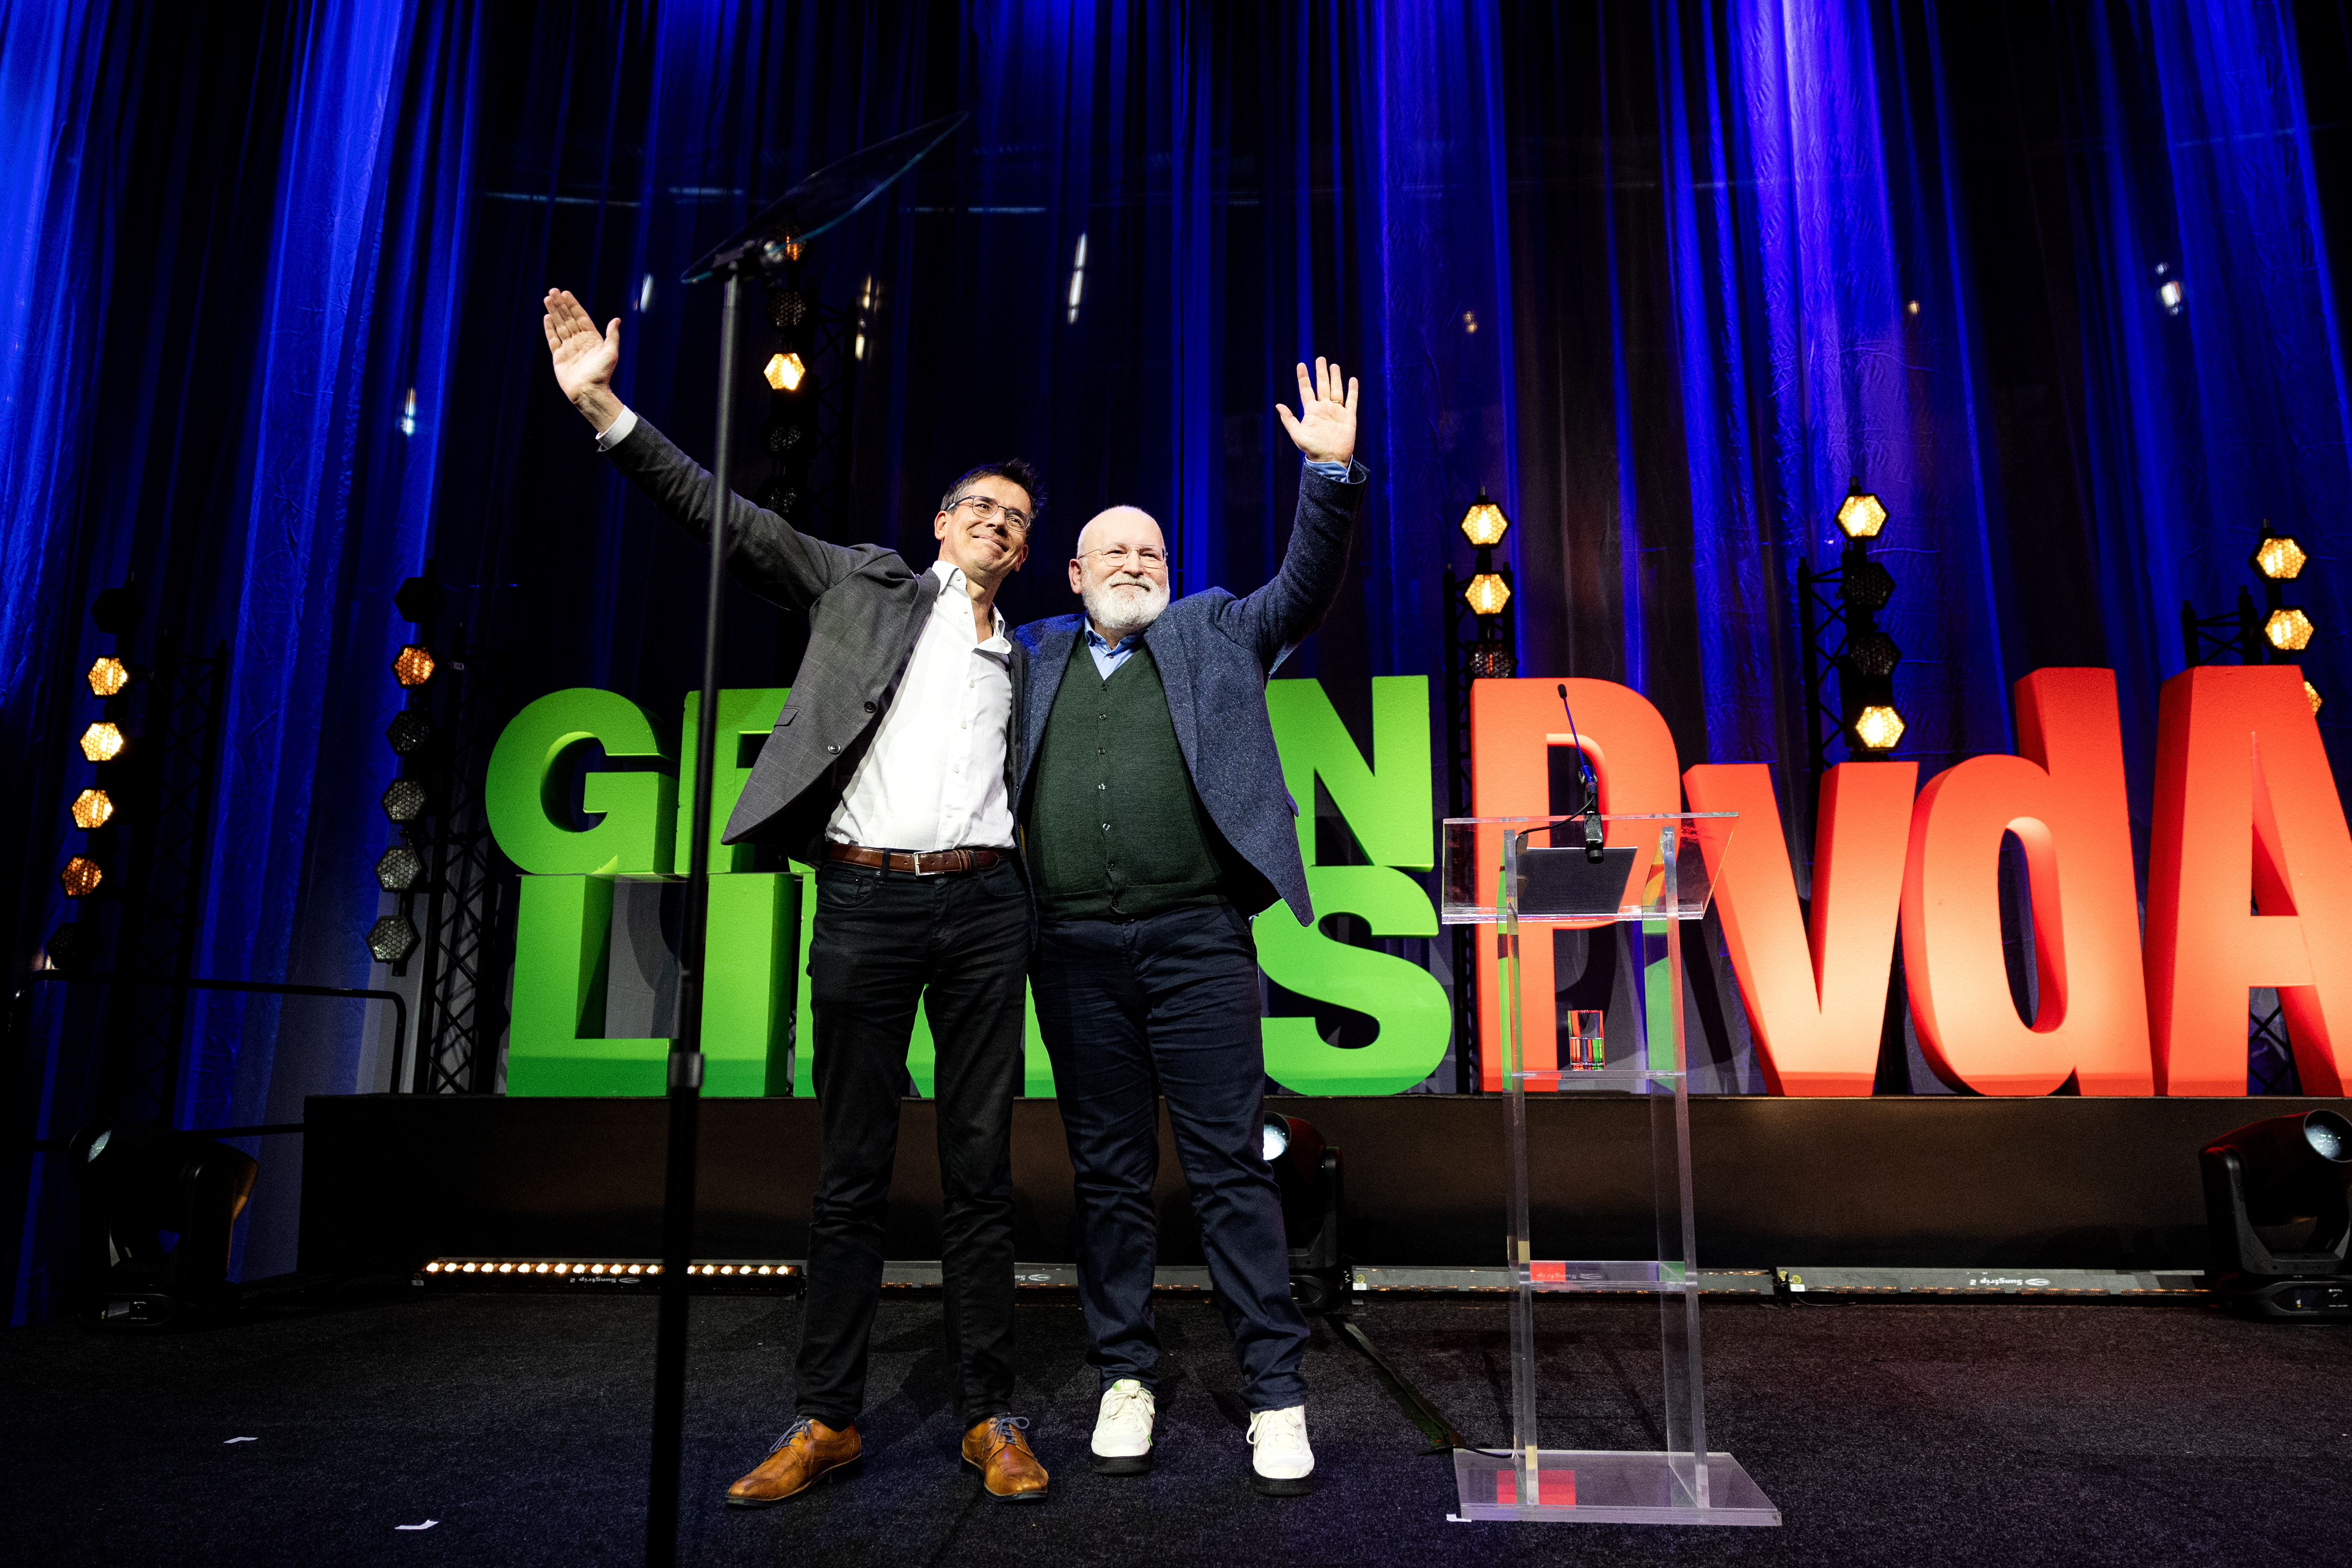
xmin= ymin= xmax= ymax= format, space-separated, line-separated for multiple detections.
xmin=1556 ymin=683 xmax=1606 ymax=863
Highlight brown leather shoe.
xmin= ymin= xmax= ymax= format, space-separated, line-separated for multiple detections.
xmin=961 ymin=1414 xmax=1049 ymax=1503
xmin=725 ymin=1417 xmax=861 ymax=1508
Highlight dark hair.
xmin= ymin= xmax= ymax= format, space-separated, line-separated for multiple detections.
xmin=941 ymin=460 xmax=1045 ymax=520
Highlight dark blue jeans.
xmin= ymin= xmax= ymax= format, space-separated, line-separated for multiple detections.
xmin=1031 ymin=901 xmax=1310 ymax=1412
xmin=796 ymin=858 xmax=1029 ymax=1428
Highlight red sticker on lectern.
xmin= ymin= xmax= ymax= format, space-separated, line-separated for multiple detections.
xmin=1530 ymin=1261 xmax=1566 ymax=1283
xmin=1495 ymin=1468 xmax=1576 ymax=1506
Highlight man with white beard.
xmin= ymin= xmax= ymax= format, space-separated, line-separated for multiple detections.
xmin=1010 ymin=359 xmax=1365 ymax=1496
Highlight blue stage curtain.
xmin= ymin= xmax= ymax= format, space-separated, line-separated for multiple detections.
xmin=2060 ymin=0 xmax=2351 ymax=814
xmin=1646 ymin=0 xmax=2012 ymax=780
xmin=1 ymin=0 xmax=481 ymax=1318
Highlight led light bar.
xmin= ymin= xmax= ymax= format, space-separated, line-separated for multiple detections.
xmin=414 ymin=1258 xmax=804 ymax=1291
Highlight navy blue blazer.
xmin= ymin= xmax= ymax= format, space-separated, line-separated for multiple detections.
xmin=1012 ymin=463 xmax=1367 ymax=924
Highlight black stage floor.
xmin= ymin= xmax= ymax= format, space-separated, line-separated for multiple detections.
xmin=8 ymin=1290 xmax=2350 ymax=1567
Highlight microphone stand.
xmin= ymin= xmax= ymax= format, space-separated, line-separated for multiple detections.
xmin=646 ymin=266 xmax=741 ymax=1568
xmin=1556 ymin=683 xmax=1606 ymax=862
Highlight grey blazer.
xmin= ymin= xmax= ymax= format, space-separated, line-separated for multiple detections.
xmin=1011 ymin=463 xmax=1367 ymax=925
xmin=605 ymin=417 xmax=1026 ymax=860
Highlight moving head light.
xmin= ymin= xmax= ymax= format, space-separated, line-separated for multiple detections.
xmin=2199 ymin=1109 xmax=2352 ymax=1321
xmin=69 ymin=1122 xmax=260 ymax=1328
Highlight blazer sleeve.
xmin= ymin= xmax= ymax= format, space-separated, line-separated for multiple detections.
xmin=605 ymin=415 xmax=877 ymax=610
xmin=1218 ymin=460 xmax=1368 ymax=670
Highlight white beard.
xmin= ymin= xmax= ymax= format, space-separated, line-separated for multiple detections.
xmin=1082 ymin=576 xmax=1169 ymax=640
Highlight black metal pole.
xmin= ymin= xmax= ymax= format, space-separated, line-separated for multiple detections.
xmin=647 ymin=268 xmax=740 ymax=1567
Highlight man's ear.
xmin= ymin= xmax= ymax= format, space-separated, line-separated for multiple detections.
xmin=934 ymin=511 xmax=951 ymax=541
xmin=1067 ymin=559 xmax=1084 ymax=594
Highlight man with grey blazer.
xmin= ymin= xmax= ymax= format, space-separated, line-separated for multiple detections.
xmin=543 ymin=290 xmax=1050 ymax=1507
xmin=1013 ymin=358 xmax=1366 ymax=1495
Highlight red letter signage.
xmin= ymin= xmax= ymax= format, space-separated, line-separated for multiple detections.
xmin=1685 ymin=761 xmax=1915 ymax=1095
xmin=1470 ymin=678 xmax=1679 ymax=1088
xmin=2147 ymin=666 xmax=2352 ymax=1094
xmin=1900 ymin=669 xmax=2154 ymax=1095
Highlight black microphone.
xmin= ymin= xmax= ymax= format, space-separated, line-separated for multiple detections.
xmin=1556 ymin=683 xmax=1606 ymax=863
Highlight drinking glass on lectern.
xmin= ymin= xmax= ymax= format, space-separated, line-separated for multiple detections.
xmin=1563 ymin=1011 xmax=1604 ymax=1071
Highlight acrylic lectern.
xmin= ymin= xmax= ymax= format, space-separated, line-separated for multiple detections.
xmin=1437 ymin=812 xmax=1778 ymax=1526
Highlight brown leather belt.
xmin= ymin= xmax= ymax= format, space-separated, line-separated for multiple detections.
xmin=826 ymin=843 xmax=1007 ymax=877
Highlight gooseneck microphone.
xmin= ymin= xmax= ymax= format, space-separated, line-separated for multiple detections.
xmin=1556 ymin=683 xmax=1606 ymax=863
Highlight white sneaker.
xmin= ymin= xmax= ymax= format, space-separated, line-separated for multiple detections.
xmin=1246 ymin=1404 xmax=1314 ymax=1495
xmin=1091 ymin=1378 xmax=1156 ymax=1475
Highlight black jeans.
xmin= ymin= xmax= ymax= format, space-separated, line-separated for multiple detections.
xmin=796 ymin=858 xmax=1028 ymax=1428
xmin=1031 ymin=901 xmax=1310 ymax=1411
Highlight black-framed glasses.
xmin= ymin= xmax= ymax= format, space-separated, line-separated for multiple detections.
xmin=948 ymin=493 xmax=1032 ymax=535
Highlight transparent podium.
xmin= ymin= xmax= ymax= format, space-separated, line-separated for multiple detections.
xmin=1438 ymin=813 xmax=1778 ymax=1526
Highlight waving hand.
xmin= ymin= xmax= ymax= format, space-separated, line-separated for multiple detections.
xmin=1274 ymin=357 xmax=1358 ymax=466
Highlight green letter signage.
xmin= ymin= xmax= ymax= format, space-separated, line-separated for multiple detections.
xmin=1255 ymin=677 xmax=1450 ymax=1093
xmin=485 ymin=688 xmax=676 ymax=874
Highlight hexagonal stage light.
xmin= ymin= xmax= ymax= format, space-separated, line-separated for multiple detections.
xmin=375 ymin=844 xmax=426 ymax=893
xmin=1844 ymin=630 xmax=1903 ymax=681
xmin=385 ymin=710 xmax=435 ymax=756
xmin=1852 ymin=705 xmax=1906 ymax=751
xmin=60 ymin=857 xmax=104 ymax=897
xmin=2265 ymin=607 xmax=2315 ymax=653
xmin=1839 ymin=559 xmax=1896 ymax=614
xmin=763 ymin=351 xmax=806 ymax=392
xmin=1458 ymin=489 xmax=1510 ymax=549
xmin=391 ymin=645 xmax=436 ymax=687
xmin=366 ymin=915 xmax=421 ymax=965
xmin=90 ymin=586 xmax=143 ymax=636
xmin=1835 ymin=481 xmax=1888 ymax=540
xmin=393 ymin=571 xmax=447 ymax=626
xmin=381 ymin=778 xmax=429 ymax=824
xmin=46 ymin=922 xmax=98 ymax=971
xmin=71 ymin=789 xmax=115 ymax=830
xmin=86 ymin=656 xmax=130 ymax=697
xmin=2252 ymin=531 xmax=2308 ymax=582
xmin=80 ymin=721 xmax=125 ymax=762
xmin=1464 ymin=572 xmax=1511 ymax=616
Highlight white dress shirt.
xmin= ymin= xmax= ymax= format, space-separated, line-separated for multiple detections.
xmin=825 ymin=559 xmax=1016 ymax=852
xmin=594 ymin=405 xmax=639 ymax=450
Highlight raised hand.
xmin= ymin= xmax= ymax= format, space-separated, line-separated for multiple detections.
xmin=1274 ymin=357 xmax=1358 ymax=466
xmin=542 ymin=288 xmax=622 ymax=428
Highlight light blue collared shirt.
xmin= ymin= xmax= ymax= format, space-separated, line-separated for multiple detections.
xmin=1082 ymin=459 xmax=1357 ymax=679
xmin=1084 ymin=621 xmax=1146 ymax=680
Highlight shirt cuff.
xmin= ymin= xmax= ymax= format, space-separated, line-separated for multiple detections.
xmin=1304 ymin=457 xmax=1365 ymax=483
xmin=594 ymin=405 xmax=638 ymax=452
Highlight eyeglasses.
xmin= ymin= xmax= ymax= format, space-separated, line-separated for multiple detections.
xmin=947 ymin=494 xmax=1032 ymax=535
xmin=1079 ymin=545 xmax=1169 ymax=572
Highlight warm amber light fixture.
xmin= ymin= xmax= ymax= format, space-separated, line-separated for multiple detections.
xmin=2306 ymin=680 xmax=2324 ymax=716
xmin=86 ymin=656 xmax=130 ymax=697
xmin=2253 ymin=531 xmax=2308 ymax=581
xmin=1836 ymin=481 xmax=1888 ymax=540
xmin=1464 ymin=572 xmax=1512 ymax=616
xmin=1853 ymin=704 xmax=1906 ymax=750
xmin=80 ymin=721 xmax=125 ymax=762
xmin=60 ymin=857 xmax=103 ymax=898
xmin=1459 ymin=488 xmax=1510 ymax=548
xmin=763 ymin=351 xmax=806 ymax=392
xmin=71 ymin=789 xmax=113 ymax=830
xmin=2265 ymin=606 xmax=2316 ymax=652
xmin=392 ymin=645 xmax=436 ymax=687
